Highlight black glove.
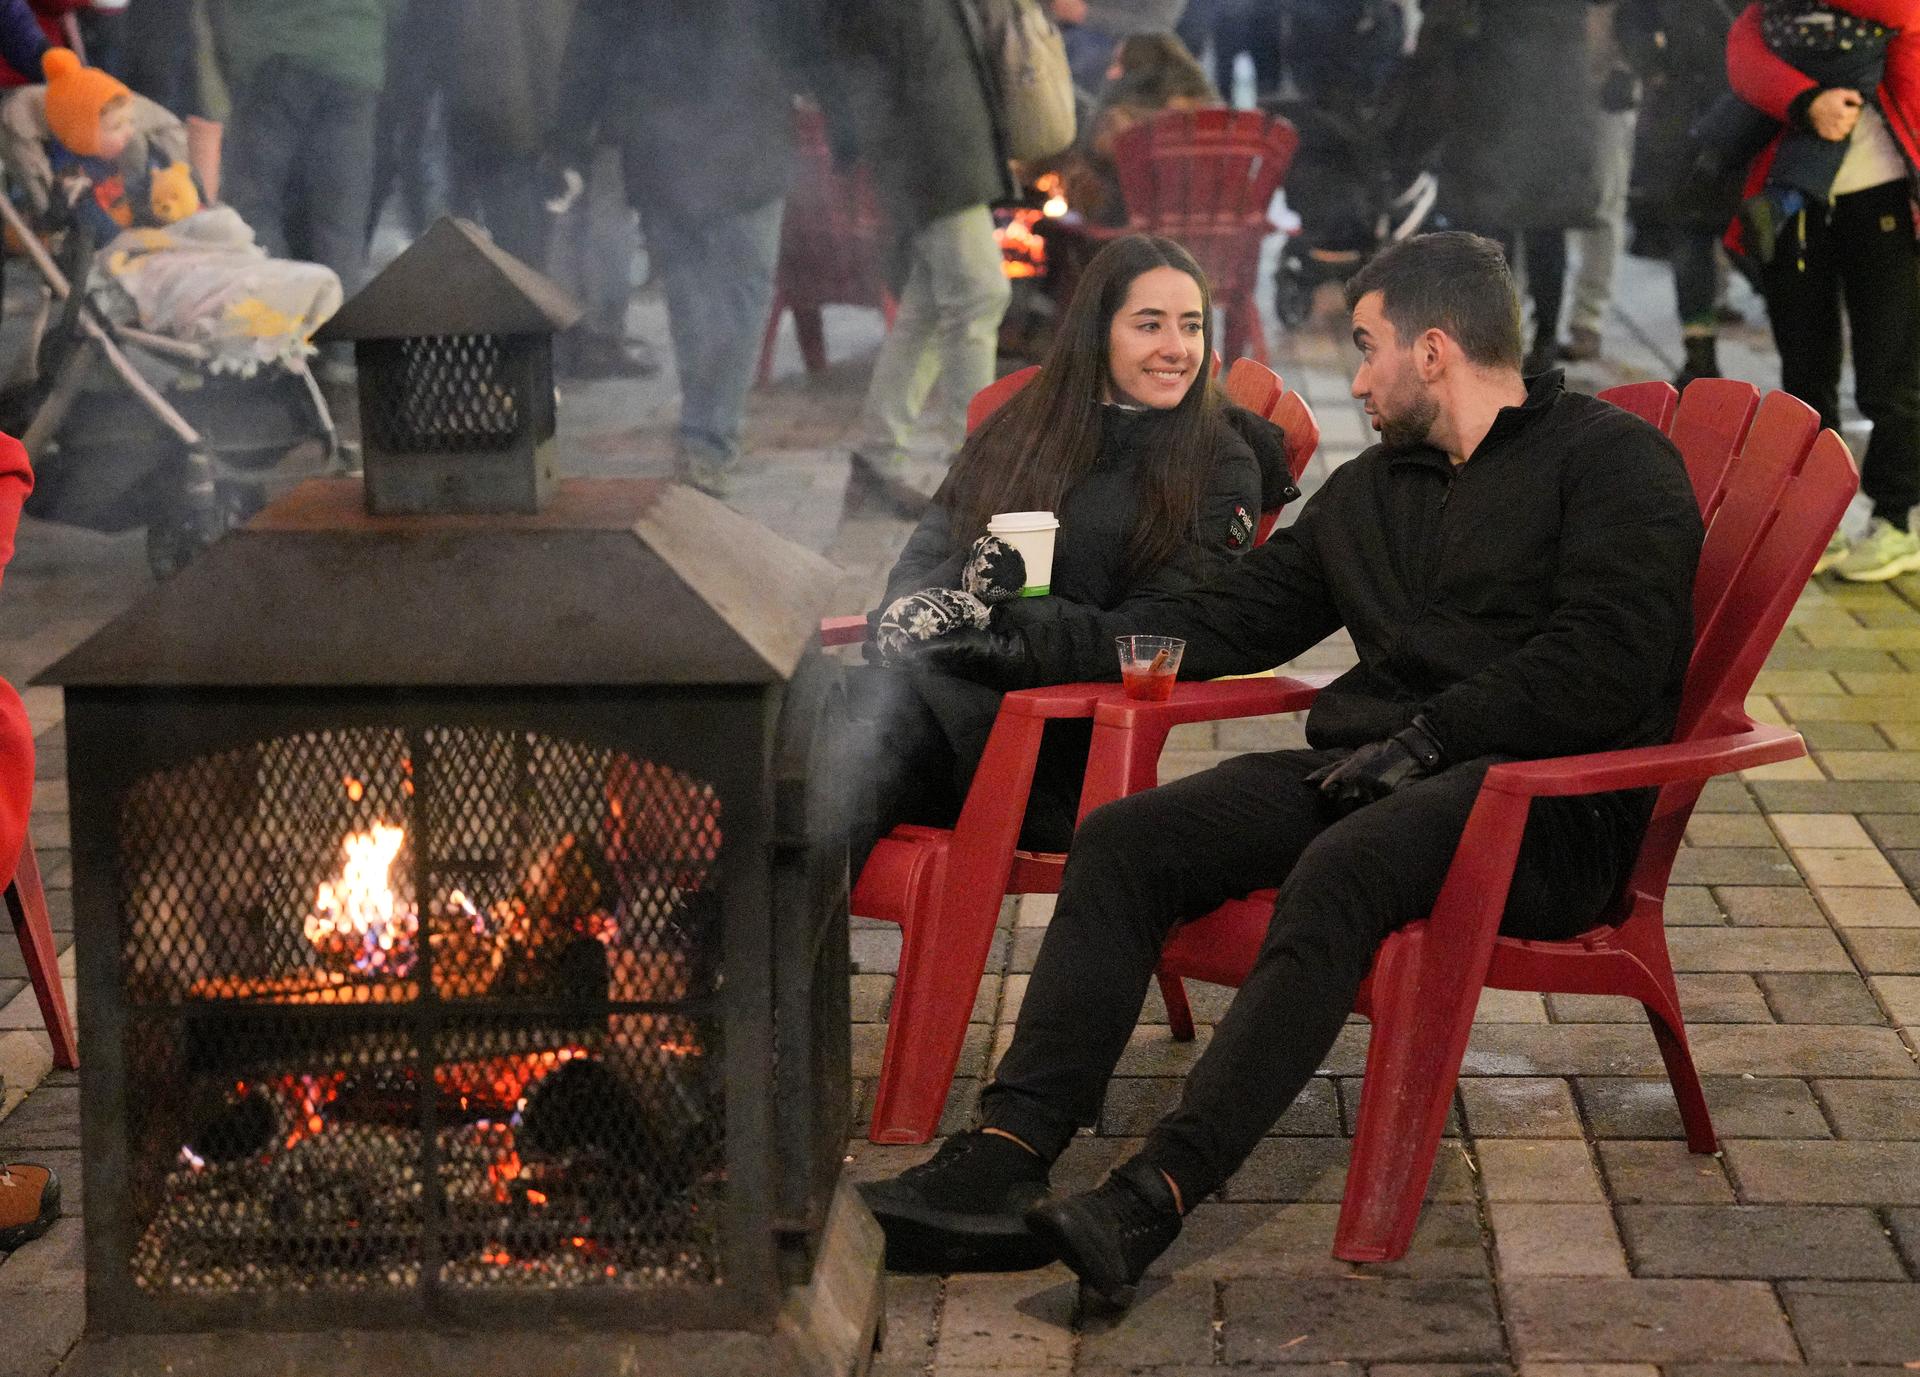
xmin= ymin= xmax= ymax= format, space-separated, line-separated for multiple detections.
xmin=902 ymin=626 xmax=1038 ymax=691
xmin=1304 ymin=715 xmax=1447 ymax=814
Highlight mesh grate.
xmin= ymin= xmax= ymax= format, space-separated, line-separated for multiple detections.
xmin=116 ymin=728 xmax=727 ymax=1297
xmin=362 ymin=335 xmax=526 ymax=453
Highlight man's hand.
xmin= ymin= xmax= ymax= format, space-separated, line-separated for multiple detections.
xmin=1304 ymin=716 xmax=1446 ymax=812
xmin=1808 ymin=88 xmax=1864 ymax=141
xmin=1051 ymin=0 xmax=1089 ymax=22
xmin=903 ymin=626 xmax=1038 ymax=690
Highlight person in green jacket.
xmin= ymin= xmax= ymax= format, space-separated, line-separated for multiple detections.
xmin=209 ymin=0 xmax=393 ymax=301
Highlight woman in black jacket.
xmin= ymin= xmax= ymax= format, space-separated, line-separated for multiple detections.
xmin=845 ymin=234 xmax=1290 ymax=878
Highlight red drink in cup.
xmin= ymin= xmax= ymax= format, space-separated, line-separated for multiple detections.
xmin=1117 ymin=635 xmax=1184 ymax=701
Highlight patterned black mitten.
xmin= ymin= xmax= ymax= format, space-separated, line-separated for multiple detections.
xmin=961 ymin=534 xmax=1027 ymax=605
xmin=876 ymin=586 xmax=992 ymax=664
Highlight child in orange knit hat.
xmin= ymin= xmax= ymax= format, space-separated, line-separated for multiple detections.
xmin=41 ymin=47 xmax=199 ymax=241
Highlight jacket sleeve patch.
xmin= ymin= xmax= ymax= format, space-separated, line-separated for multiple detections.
xmin=1227 ymin=504 xmax=1254 ymax=550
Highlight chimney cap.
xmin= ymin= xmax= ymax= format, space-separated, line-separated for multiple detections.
xmin=316 ymin=216 xmax=585 ymax=342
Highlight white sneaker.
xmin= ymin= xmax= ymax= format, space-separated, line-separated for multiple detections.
xmin=1834 ymin=517 xmax=1920 ymax=583
xmin=1811 ymin=527 xmax=1851 ymax=576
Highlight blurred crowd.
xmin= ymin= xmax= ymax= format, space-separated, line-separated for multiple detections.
xmin=0 ymin=0 xmax=1912 ymax=572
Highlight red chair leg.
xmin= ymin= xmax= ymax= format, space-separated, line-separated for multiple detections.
xmin=6 ymin=833 xmax=76 ymax=1070
xmin=1158 ymin=971 xmax=1196 ymax=1042
xmin=755 ymin=292 xmax=785 ymax=387
xmin=1617 ymin=911 xmax=1717 ymax=1152
xmin=1224 ymin=292 xmax=1267 ymax=366
xmin=792 ymin=304 xmax=829 ymax=375
xmin=867 ymin=849 xmax=1003 ymax=1144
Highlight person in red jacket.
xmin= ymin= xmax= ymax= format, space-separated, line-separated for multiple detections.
xmin=0 ymin=429 xmax=54 ymax=1253
xmin=1727 ymin=0 xmax=1920 ymax=582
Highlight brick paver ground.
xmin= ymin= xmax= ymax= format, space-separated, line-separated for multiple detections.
xmin=1 ymin=234 xmax=1916 ymax=1376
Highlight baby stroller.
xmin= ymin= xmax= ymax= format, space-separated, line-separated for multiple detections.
xmin=0 ymin=86 xmax=338 ymax=578
xmin=1259 ymin=2 xmax=1432 ymax=326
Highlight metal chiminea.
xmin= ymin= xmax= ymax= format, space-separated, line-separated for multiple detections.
xmin=42 ymin=475 xmax=880 ymax=1375
xmin=315 ymin=217 xmax=582 ymax=516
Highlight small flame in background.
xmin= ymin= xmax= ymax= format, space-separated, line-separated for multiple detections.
xmin=996 ymin=173 xmax=1069 ymax=279
xmin=304 ymin=822 xmax=418 ymax=976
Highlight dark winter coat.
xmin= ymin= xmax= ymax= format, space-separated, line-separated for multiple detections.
xmin=1620 ymin=0 xmax=1746 ymax=234
xmin=550 ymin=0 xmax=821 ymax=220
xmin=993 ymin=375 xmax=1705 ymax=839
xmin=1407 ymin=0 xmax=1611 ymax=230
xmin=868 ymin=404 xmax=1279 ymax=848
xmin=824 ymin=0 xmax=1016 ymax=256
xmin=449 ymin=0 xmax=573 ymax=160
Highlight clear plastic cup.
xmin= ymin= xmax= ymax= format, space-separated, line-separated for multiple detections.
xmin=1116 ymin=635 xmax=1185 ymax=701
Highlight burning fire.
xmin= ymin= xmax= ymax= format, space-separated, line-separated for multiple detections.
xmin=305 ymin=823 xmax=418 ymax=976
xmin=996 ymin=173 xmax=1069 ymax=279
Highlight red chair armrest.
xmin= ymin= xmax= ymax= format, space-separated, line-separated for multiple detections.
xmin=1092 ymin=672 xmax=1331 ymax=729
xmin=819 ymin=614 xmax=868 ymax=647
xmin=1001 ymin=682 xmax=1121 ymax=719
xmin=1478 ymin=723 xmax=1804 ymax=799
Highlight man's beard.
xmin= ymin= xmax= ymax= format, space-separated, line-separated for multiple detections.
xmin=1377 ymin=387 xmax=1440 ymax=451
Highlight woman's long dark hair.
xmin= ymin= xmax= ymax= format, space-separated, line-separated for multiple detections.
xmin=943 ymin=234 xmax=1223 ymax=581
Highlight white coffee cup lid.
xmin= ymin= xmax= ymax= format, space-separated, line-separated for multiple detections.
xmin=987 ymin=510 xmax=1059 ymax=532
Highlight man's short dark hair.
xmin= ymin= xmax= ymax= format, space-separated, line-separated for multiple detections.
xmin=1343 ymin=232 xmax=1523 ymax=370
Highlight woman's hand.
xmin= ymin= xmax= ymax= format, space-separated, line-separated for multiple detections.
xmin=1809 ymin=88 xmax=1864 ymax=141
xmin=875 ymin=587 xmax=993 ymax=664
xmin=962 ymin=535 xmax=1027 ymax=605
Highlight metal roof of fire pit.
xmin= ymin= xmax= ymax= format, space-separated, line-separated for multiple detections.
xmin=40 ymin=478 xmax=843 ymax=688
xmin=316 ymin=215 xmax=584 ymax=341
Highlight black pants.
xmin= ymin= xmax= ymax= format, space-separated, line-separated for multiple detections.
xmin=1761 ymin=178 xmax=1920 ymax=527
xmin=1489 ymin=228 xmax=1568 ymax=358
xmin=979 ymin=748 xmax=1635 ymax=1204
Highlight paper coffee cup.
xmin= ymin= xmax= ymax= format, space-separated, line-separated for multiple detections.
xmin=987 ymin=511 xmax=1060 ymax=596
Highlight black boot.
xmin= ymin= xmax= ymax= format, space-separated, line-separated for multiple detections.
xmin=1675 ymin=334 xmax=1720 ymax=391
xmin=858 ymin=1130 xmax=1055 ymax=1273
xmin=1024 ymin=1155 xmax=1182 ymax=1310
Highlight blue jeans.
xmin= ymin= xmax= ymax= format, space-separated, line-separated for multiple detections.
xmin=223 ymin=57 xmax=379 ymax=296
xmin=642 ymin=196 xmax=783 ymax=462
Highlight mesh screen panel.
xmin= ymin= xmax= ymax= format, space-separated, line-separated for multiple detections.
xmin=116 ymin=728 xmax=726 ymax=1297
xmin=362 ymin=335 xmax=525 ymax=453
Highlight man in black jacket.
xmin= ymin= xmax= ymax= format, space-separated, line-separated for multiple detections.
xmin=859 ymin=232 xmax=1703 ymax=1306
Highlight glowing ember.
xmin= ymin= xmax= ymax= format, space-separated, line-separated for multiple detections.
xmin=995 ymin=175 xmax=1070 ymax=279
xmin=304 ymin=823 xmax=418 ymax=976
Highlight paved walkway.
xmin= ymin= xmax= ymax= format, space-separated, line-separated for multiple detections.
xmin=1 ymin=241 xmax=1917 ymax=1376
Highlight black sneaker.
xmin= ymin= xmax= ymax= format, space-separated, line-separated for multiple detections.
xmin=846 ymin=452 xmax=932 ymax=520
xmin=1024 ymin=1156 xmax=1181 ymax=1310
xmin=857 ymin=1130 xmax=1054 ymax=1273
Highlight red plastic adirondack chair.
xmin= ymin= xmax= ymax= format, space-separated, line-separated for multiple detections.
xmin=1075 ymin=388 xmax=1852 ymax=1261
xmin=756 ymin=105 xmax=896 ymax=385
xmin=822 ymin=359 xmax=1318 ymax=1142
xmin=0 ymin=432 xmax=73 ymax=1070
xmin=1048 ymin=109 xmax=1298 ymax=367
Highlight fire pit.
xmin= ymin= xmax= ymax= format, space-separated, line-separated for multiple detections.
xmin=42 ymin=478 xmax=879 ymax=1375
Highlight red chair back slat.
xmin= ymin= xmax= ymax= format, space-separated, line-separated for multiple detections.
xmin=1687 ymin=390 xmax=1820 ymax=670
xmin=966 ymin=365 xmax=1041 ymax=433
xmin=1670 ymin=378 xmax=1762 ymax=520
xmin=1223 ymin=356 xmax=1282 ymax=418
xmin=1597 ymin=380 xmax=1677 ymax=432
xmin=1682 ymin=423 xmax=1855 ymax=739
